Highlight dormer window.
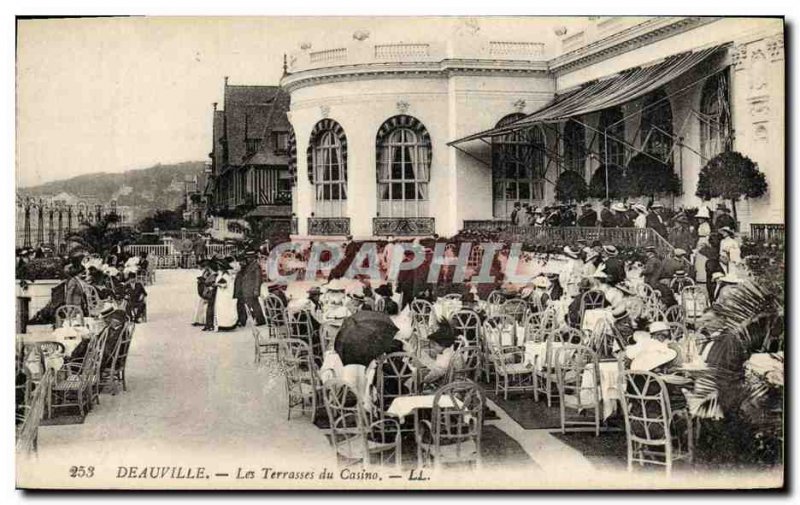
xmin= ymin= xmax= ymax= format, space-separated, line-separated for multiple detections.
xmin=274 ymin=132 xmax=289 ymax=154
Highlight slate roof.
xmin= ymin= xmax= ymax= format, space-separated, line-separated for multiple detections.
xmin=222 ymin=85 xmax=291 ymax=168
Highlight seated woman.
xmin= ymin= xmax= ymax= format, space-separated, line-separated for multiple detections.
xmin=416 ymin=323 xmax=457 ymax=388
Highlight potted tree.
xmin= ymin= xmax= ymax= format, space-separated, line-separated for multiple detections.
xmin=555 ymin=170 xmax=588 ymax=204
xmin=588 ymin=164 xmax=628 ymax=201
xmin=625 ymin=153 xmax=681 ymax=203
xmin=696 ymin=151 xmax=768 ymax=223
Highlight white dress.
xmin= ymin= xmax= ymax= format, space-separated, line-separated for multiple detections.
xmin=214 ymin=272 xmax=239 ymax=330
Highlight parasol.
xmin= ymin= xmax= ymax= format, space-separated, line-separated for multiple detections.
xmin=334 ymin=311 xmax=399 ymax=366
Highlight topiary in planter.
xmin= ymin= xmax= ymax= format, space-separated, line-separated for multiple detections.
xmin=696 ymin=151 xmax=768 ymax=223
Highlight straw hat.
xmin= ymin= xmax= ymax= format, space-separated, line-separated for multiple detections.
xmin=99 ymin=302 xmax=116 ymax=318
xmin=611 ymin=202 xmax=626 ymax=212
xmin=630 ymin=341 xmax=677 ymax=371
xmin=602 ymin=245 xmax=619 ymax=257
xmin=532 ymin=276 xmax=549 ymax=289
xmin=649 ymin=321 xmax=670 ymax=334
xmin=632 ymin=203 xmax=647 ymax=214
xmin=718 ymin=227 xmax=735 ymax=237
xmin=326 ymin=278 xmax=348 ymax=292
xmin=696 ymin=206 xmax=710 ymax=219
xmin=651 ymin=202 xmax=664 ymax=209
xmin=585 ymin=250 xmax=600 ymax=263
xmin=674 ymin=248 xmax=687 ymax=257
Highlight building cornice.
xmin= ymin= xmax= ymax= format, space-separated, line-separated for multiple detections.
xmin=280 ymin=59 xmax=549 ymax=93
xmin=548 ymin=17 xmax=721 ymax=74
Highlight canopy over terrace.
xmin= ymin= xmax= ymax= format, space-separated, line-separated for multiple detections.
xmin=448 ymin=44 xmax=730 ymax=199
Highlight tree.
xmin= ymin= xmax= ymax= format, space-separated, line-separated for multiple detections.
xmin=588 ymin=164 xmax=627 ymax=200
xmin=625 ymin=153 xmax=681 ymax=200
xmin=554 ymin=170 xmax=588 ymax=203
xmin=137 ymin=207 xmax=189 ymax=232
xmin=67 ymin=213 xmax=139 ymax=257
xmin=696 ymin=151 xmax=768 ymax=222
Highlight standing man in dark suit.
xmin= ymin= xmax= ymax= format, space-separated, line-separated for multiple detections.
xmin=238 ymin=251 xmax=265 ymax=326
xmin=714 ymin=203 xmax=737 ymax=232
xmin=600 ymin=200 xmax=616 ymax=228
xmin=510 ymin=201 xmax=521 ymax=225
xmin=646 ymin=202 xmax=669 ymax=238
xmin=577 ymin=203 xmax=597 ymax=227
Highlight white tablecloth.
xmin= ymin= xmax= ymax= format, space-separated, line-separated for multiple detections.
xmin=22 ymin=326 xmax=93 ymax=357
xmin=581 ymin=308 xmax=612 ymax=332
xmin=523 ymin=341 xmax=565 ymax=371
xmin=581 ymin=361 xmax=621 ymax=420
xmin=485 ymin=324 xmax=526 ymax=347
xmin=385 ymin=394 xmax=458 ymax=422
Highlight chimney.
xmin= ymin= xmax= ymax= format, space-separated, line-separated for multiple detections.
xmin=224 ymin=76 xmax=229 ymax=86
xmin=213 ymin=102 xmax=217 ymax=112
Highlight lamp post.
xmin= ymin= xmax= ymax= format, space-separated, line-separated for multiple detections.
xmin=36 ymin=199 xmax=45 ymax=246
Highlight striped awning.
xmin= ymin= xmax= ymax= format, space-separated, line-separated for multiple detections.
xmin=449 ymin=45 xmax=726 ymax=146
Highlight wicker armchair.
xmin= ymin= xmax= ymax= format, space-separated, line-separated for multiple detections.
xmin=55 ymin=304 xmax=84 ymax=328
xmin=99 ymin=323 xmax=135 ymax=394
xmin=554 ymin=345 xmax=601 ymax=436
xmin=619 ymin=371 xmax=694 ymax=475
xmin=321 ymin=378 xmax=401 ymax=469
xmin=415 ymin=380 xmax=485 ymax=470
xmin=279 ymin=338 xmax=323 ymax=422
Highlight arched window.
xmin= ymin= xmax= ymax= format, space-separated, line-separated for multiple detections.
xmin=598 ymin=106 xmax=625 ymax=169
xmin=699 ymin=71 xmax=731 ymax=161
xmin=491 ymin=113 xmax=546 ymax=218
xmin=641 ymin=89 xmax=674 ymax=162
xmin=563 ymin=120 xmax=586 ymax=173
xmin=375 ymin=115 xmax=431 ymax=218
xmin=307 ymin=119 xmax=347 ymax=217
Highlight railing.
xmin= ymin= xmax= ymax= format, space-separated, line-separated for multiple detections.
xmin=462 ymin=222 xmax=675 ymax=257
xmin=489 ymin=41 xmax=545 ymax=58
xmin=751 ymin=223 xmax=785 ymax=242
xmin=126 ymin=245 xmax=171 ymax=257
xmin=309 ymin=48 xmax=347 ymax=64
xmin=374 ymin=43 xmax=430 ymax=59
xmin=125 ymin=244 xmax=239 ymax=269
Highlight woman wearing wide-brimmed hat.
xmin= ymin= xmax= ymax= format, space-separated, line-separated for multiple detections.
xmin=212 ymin=259 xmax=239 ymax=331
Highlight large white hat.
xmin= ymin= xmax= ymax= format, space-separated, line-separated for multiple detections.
xmin=611 ymin=202 xmax=627 ymax=212
xmin=532 ymin=276 xmax=550 ymax=289
xmin=627 ymin=337 xmax=677 ymax=371
xmin=696 ymin=206 xmax=710 ymax=219
xmin=632 ymin=203 xmax=647 ymax=214
xmin=649 ymin=321 xmax=670 ymax=334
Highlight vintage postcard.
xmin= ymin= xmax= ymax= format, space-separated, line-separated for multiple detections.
xmin=14 ymin=15 xmax=785 ymax=490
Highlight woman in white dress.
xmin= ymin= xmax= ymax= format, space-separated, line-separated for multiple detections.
xmin=214 ymin=262 xmax=239 ymax=331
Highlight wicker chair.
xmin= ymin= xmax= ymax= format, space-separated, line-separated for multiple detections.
xmin=501 ymin=298 xmax=528 ymax=323
xmin=279 ymin=338 xmax=322 ymax=422
xmin=99 ymin=323 xmax=135 ymax=394
xmin=681 ymin=286 xmax=708 ymax=329
xmin=375 ymin=352 xmax=423 ymax=431
xmin=51 ymin=331 xmax=107 ymax=418
xmin=287 ymin=309 xmax=323 ymax=368
xmin=16 ymin=369 xmax=53 ymax=456
xmin=446 ymin=345 xmax=482 ymax=383
xmin=83 ymin=285 xmax=103 ymax=317
xmin=554 ymin=345 xmax=601 ymax=436
xmin=522 ymin=310 xmax=545 ymax=343
xmin=481 ymin=315 xmax=518 ymax=383
xmin=450 ymin=309 xmax=482 ymax=348
xmin=409 ymin=299 xmax=434 ymax=331
xmin=415 ymin=380 xmax=485 ymax=470
xmin=246 ymin=304 xmax=279 ymax=366
xmin=321 ymin=378 xmax=401 ymax=469
xmin=55 ymin=305 xmax=84 ymax=328
xmin=534 ymin=329 xmax=572 ymax=407
xmin=486 ymin=290 xmax=504 ymax=316
xmin=669 ymin=275 xmax=695 ymax=294
xmin=579 ymin=290 xmax=606 ymax=327
xmin=263 ymin=293 xmax=290 ymax=340
xmin=619 ymin=371 xmax=694 ymax=475
xmin=485 ymin=333 xmax=535 ymax=400
xmin=442 ymin=293 xmax=463 ymax=301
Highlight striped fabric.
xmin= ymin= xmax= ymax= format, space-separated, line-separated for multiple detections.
xmin=306 ymin=119 xmax=347 ymax=184
xmin=375 ymin=114 xmax=431 ymax=147
xmin=287 ymin=127 xmax=297 ymax=185
xmin=450 ymin=45 xmax=725 ymax=145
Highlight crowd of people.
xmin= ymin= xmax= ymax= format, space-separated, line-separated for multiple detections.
xmin=58 ymin=247 xmax=150 ymax=323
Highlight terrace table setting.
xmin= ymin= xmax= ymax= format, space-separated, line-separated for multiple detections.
xmin=385 ymin=394 xmax=461 ymax=423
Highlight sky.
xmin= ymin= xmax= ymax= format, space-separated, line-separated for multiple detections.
xmin=15 ymin=16 xmax=575 ymax=188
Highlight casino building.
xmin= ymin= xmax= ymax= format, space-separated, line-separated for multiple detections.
xmin=247 ymin=17 xmax=784 ymax=240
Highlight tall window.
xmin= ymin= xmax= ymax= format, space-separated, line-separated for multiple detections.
xmin=376 ymin=115 xmax=431 ymax=218
xmin=563 ymin=120 xmax=586 ymax=173
xmin=598 ymin=106 xmax=625 ymax=168
xmin=274 ymin=132 xmax=289 ymax=154
xmin=699 ymin=71 xmax=731 ymax=161
xmin=491 ymin=113 xmax=546 ymax=218
xmin=308 ymin=119 xmax=347 ymax=217
xmin=641 ymin=89 xmax=674 ymax=162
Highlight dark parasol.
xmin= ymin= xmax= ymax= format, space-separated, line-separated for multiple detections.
xmin=334 ymin=311 xmax=399 ymax=366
